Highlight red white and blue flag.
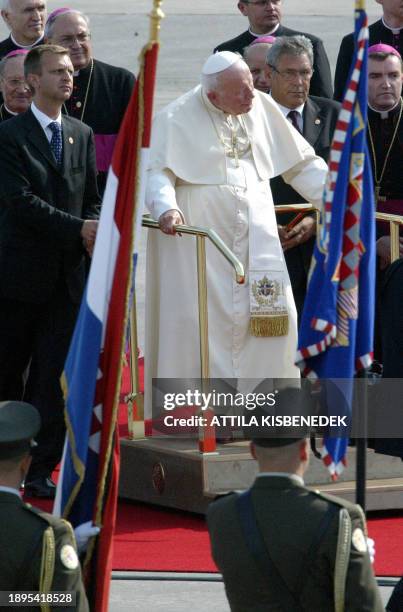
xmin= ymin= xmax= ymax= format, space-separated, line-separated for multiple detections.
xmin=53 ymin=41 xmax=159 ymax=611
xmin=296 ymin=2 xmax=375 ymax=479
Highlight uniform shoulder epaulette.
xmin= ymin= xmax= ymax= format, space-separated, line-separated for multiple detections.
xmin=22 ymin=503 xmax=74 ymax=533
xmin=309 ymin=488 xmax=358 ymax=511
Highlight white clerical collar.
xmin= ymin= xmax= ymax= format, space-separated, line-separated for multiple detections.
xmin=368 ymin=98 xmax=401 ymax=119
xmin=249 ymin=23 xmax=280 ymax=37
xmin=0 ymin=485 xmax=21 ymax=498
xmin=31 ymin=102 xmax=62 ymax=129
xmin=4 ymin=104 xmax=18 ymax=116
xmin=10 ymin=32 xmax=44 ymax=49
xmin=257 ymin=472 xmax=304 ymax=486
xmin=382 ymin=16 xmax=403 ymax=35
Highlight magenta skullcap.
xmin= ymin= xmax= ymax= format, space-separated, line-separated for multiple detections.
xmin=46 ymin=7 xmax=74 ymax=24
xmin=250 ymin=35 xmax=276 ymax=46
xmin=4 ymin=49 xmax=29 ymax=59
xmin=368 ymin=43 xmax=402 ymax=59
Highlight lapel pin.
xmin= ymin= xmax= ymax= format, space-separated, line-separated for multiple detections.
xmin=315 ymin=118 xmax=321 ymax=125
xmin=69 ymin=136 xmax=74 ymax=144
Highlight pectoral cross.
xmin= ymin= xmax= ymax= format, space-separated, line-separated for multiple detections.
xmin=375 ymin=185 xmax=386 ymax=202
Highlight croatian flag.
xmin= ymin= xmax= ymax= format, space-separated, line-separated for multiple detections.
xmin=296 ymin=2 xmax=375 ymax=479
xmin=54 ymin=41 xmax=159 ymax=611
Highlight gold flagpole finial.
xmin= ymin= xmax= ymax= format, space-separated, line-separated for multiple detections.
xmin=356 ymin=0 xmax=365 ymax=9
xmin=150 ymin=0 xmax=164 ymax=43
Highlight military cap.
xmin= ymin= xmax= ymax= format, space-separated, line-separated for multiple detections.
xmin=245 ymin=386 xmax=315 ymax=447
xmin=0 ymin=401 xmax=41 ymax=460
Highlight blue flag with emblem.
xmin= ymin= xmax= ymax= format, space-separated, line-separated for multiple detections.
xmin=296 ymin=2 xmax=375 ymax=479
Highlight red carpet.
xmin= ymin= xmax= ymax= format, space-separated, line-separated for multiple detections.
xmin=24 ymin=360 xmax=403 ymax=577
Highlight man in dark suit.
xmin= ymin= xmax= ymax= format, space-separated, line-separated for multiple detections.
xmin=0 ymin=0 xmax=46 ymax=59
xmin=263 ymin=35 xmax=340 ymax=321
xmin=207 ymin=388 xmax=383 ymax=612
xmin=0 ymin=400 xmax=89 ymax=609
xmin=214 ymin=0 xmax=333 ymax=98
xmin=334 ymin=0 xmax=403 ymax=100
xmin=0 ymin=44 xmax=100 ymax=497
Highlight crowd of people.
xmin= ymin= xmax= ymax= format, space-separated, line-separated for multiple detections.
xmin=0 ymin=0 xmax=402 ymax=609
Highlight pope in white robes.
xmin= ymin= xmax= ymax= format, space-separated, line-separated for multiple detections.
xmin=144 ymin=52 xmax=328 ymax=415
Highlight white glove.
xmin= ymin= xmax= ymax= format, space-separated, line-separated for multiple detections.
xmin=366 ymin=537 xmax=375 ymax=564
xmin=74 ymin=521 xmax=100 ymax=554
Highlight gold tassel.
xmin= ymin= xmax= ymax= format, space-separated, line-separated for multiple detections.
xmin=39 ymin=526 xmax=55 ymax=612
xmin=249 ymin=315 xmax=289 ymax=337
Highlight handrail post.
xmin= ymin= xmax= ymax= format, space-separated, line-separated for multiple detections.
xmin=125 ymin=291 xmax=145 ymax=440
xmin=390 ymin=222 xmax=400 ymax=263
xmin=196 ymin=235 xmax=216 ymax=453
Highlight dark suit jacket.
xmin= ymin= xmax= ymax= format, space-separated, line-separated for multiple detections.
xmin=214 ymin=26 xmax=333 ymax=99
xmin=271 ymin=96 xmax=341 ymax=319
xmin=0 ymin=109 xmax=100 ymax=304
xmin=334 ymin=19 xmax=403 ymax=101
xmin=207 ymin=475 xmax=383 ymax=612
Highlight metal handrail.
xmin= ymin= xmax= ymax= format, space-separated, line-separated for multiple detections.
xmin=275 ymin=204 xmax=403 ymax=263
xmin=126 ymin=215 xmax=245 ymax=452
xmin=142 ymin=216 xmax=245 ymax=284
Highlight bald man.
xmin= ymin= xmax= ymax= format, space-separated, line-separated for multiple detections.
xmin=0 ymin=0 xmax=46 ymax=59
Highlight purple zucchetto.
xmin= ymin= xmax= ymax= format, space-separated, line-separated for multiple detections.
xmin=4 ymin=49 xmax=29 ymax=59
xmin=368 ymin=43 xmax=402 ymax=59
xmin=250 ymin=35 xmax=276 ymax=46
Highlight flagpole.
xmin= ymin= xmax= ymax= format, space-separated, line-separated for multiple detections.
xmin=355 ymin=0 xmax=367 ymax=513
xmin=127 ymin=0 xmax=164 ymax=439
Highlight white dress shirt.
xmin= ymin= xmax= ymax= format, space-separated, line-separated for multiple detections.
xmin=30 ymin=102 xmax=62 ymax=143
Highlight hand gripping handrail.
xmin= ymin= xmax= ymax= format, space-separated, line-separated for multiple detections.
xmin=126 ymin=215 xmax=245 ymax=453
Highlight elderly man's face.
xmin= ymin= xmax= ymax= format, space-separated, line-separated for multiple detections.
xmin=47 ymin=12 xmax=92 ymax=71
xmin=0 ymin=55 xmax=32 ymax=113
xmin=238 ymin=0 xmax=282 ymax=35
xmin=268 ymin=52 xmax=312 ymax=109
xmin=368 ymin=55 xmax=403 ymax=111
xmin=375 ymin=0 xmax=403 ymax=21
xmin=244 ymin=44 xmax=272 ymax=92
xmin=209 ymin=66 xmax=255 ymax=115
xmin=1 ymin=0 xmax=46 ymax=46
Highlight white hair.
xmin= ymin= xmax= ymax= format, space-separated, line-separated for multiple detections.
xmin=1 ymin=0 xmax=10 ymax=10
xmin=45 ymin=9 xmax=90 ymax=39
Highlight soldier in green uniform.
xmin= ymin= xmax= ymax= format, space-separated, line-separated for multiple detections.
xmin=207 ymin=388 xmax=384 ymax=612
xmin=0 ymin=400 xmax=89 ymax=611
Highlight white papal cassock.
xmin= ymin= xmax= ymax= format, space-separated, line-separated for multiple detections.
xmin=144 ymin=85 xmax=327 ymax=415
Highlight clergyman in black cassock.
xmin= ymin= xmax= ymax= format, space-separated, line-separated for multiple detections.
xmin=214 ymin=0 xmax=332 ymax=98
xmin=335 ymin=9 xmax=403 ymax=101
xmin=0 ymin=0 xmax=46 ymax=59
xmin=45 ymin=8 xmax=135 ymax=196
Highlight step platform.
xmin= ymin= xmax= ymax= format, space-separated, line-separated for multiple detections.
xmin=119 ymin=437 xmax=403 ymax=514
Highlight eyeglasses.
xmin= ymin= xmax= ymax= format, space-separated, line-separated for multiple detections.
xmin=2 ymin=78 xmax=30 ymax=89
xmin=269 ymin=65 xmax=314 ymax=81
xmin=57 ymin=32 xmax=91 ymax=47
xmin=243 ymin=0 xmax=281 ymax=6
